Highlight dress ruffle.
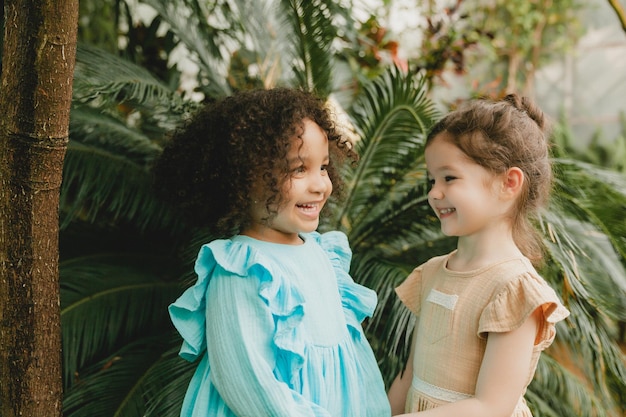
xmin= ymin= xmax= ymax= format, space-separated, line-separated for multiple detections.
xmin=478 ymin=272 xmax=570 ymax=347
xmin=395 ymin=264 xmax=425 ymax=316
xmin=314 ymin=231 xmax=377 ymax=338
xmin=169 ymin=231 xmax=377 ymax=379
xmin=169 ymin=237 xmax=306 ymax=382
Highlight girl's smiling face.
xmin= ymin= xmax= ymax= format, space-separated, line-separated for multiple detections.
xmin=244 ymin=118 xmax=332 ymax=244
xmin=425 ymin=133 xmax=508 ymax=238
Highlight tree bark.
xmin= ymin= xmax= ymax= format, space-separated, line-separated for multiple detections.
xmin=0 ymin=1 xmax=78 ymax=416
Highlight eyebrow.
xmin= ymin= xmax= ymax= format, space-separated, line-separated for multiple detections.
xmin=430 ymin=164 xmax=457 ymax=172
xmin=287 ymin=154 xmax=330 ymax=164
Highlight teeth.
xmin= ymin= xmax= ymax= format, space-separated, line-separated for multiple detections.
xmin=440 ymin=208 xmax=455 ymax=214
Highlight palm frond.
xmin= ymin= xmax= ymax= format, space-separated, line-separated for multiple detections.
xmin=62 ymin=335 xmax=183 ymax=417
xmin=111 ymin=338 xmax=195 ymax=417
xmin=73 ymin=43 xmax=187 ymax=111
xmin=553 ymin=158 xmax=626 ymax=261
xmin=137 ymin=344 xmax=197 ymax=417
xmin=553 ymin=300 xmax=625 ymax=410
xmin=330 ymin=66 xmax=439 ymax=237
xmin=60 ymin=253 xmax=182 ymax=390
xmin=539 ymin=212 xmax=626 ymax=410
xmin=70 ymin=105 xmax=163 ymax=165
xmin=226 ymin=0 xmax=287 ymax=88
xmin=60 ymin=140 xmax=184 ymax=233
xmin=528 ymin=354 xmax=612 ymax=417
xmin=140 ymin=0 xmax=235 ymax=98
xmin=345 ymin=168 xmax=434 ymax=256
xmin=278 ymin=0 xmax=351 ymax=96
xmin=542 ymin=213 xmax=626 ymax=320
xmin=350 ymin=252 xmax=414 ymax=386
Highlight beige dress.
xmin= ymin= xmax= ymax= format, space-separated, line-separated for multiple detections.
xmin=395 ymin=251 xmax=570 ymax=416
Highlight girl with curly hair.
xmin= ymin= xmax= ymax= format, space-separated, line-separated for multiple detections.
xmin=153 ymin=88 xmax=391 ymax=417
xmin=387 ymin=94 xmax=569 ymax=416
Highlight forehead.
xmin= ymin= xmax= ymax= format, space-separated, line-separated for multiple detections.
xmin=287 ymin=119 xmax=329 ymax=157
xmin=425 ymin=134 xmax=469 ymax=168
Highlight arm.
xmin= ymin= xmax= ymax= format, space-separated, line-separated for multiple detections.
xmin=388 ymin=320 xmax=418 ymax=415
xmin=396 ymin=308 xmax=541 ymax=417
xmin=206 ymin=268 xmax=328 ymax=417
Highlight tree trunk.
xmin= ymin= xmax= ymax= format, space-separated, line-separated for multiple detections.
xmin=0 ymin=1 xmax=78 ymax=416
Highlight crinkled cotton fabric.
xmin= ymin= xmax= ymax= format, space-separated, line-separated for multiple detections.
xmin=395 ymin=252 xmax=570 ymax=415
xmin=169 ymin=231 xmax=391 ymax=417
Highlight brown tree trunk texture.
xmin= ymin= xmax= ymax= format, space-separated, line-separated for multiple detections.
xmin=0 ymin=1 xmax=78 ymax=417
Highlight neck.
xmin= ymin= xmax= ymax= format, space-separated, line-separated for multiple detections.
xmin=449 ymin=228 xmax=522 ymax=272
xmin=240 ymin=226 xmax=304 ymax=245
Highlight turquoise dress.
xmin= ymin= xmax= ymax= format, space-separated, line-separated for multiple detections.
xmin=169 ymin=231 xmax=391 ymax=417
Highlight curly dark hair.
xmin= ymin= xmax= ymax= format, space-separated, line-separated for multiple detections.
xmin=152 ymin=87 xmax=356 ymax=237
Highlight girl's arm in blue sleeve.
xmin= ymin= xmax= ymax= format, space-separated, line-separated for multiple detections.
xmin=205 ymin=267 xmax=329 ymax=417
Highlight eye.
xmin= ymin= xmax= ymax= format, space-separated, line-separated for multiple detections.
xmin=320 ymin=164 xmax=329 ymax=172
xmin=427 ymin=178 xmax=435 ymax=187
xmin=290 ymin=165 xmax=306 ymax=178
xmin=444 ymin=175 xmax=457 ymax=182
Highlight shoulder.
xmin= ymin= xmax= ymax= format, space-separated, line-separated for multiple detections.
xmin=304 ymin=230 xmax=352 ymax=270
xmin=195 ymin=237 xmax=258 ymax=277
xmin=485 ymin=257 xmax=553 ymax=296
xmin=478 ymin=258 xmax=569 ymax=342
xmin=395 ymin=251 xmax=454 ymax=315
xmin=305 ymin=230 xmax=350 ymax=252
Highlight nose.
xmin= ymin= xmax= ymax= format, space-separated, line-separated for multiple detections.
xmin=310 ymin=171 xmax=331 ymax=194
xmin=428 ymin=183 xmax=442 ymax=201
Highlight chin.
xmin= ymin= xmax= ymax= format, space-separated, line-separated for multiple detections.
xmin=299 ymin=222 xmax=319 ymax=233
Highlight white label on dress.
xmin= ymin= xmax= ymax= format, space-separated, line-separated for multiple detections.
xmin=426 ymin=289 xmax=458 ymax=310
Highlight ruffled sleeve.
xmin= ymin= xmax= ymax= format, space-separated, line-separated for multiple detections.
xmin=478 ymin=272 xmax=570 ymax=349
xmin=168 ymin=238 xmax=334 ymax=417
xmin=315 ymin=231 xmax=377 ymax=336
xmin=168 ymin=238 xmax=306 ymax=371
xmin=395 ymin=265 xmax=424 ymax=316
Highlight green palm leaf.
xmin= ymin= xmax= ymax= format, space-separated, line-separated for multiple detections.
xmin=350 ymin=252 xmax=414 ymax=385
xmin=140 ymin=0 xmax=238 ymax=98
xmin=528 ymin=354 xmax=611 ymax=417
xmin=278 ymin=0 xmax=351 ymax=96
xmin=61 ymin=139 xmax=184 ymax=232
xmin=60 ymin=253 xmax=182 ymax=390
xmin=528 ymin=157 xmax=626 ymax=413
xmin=74 ymin=43 xmax=187 ymax=111
xmin=70 ymin=105 xmax=163 ymax=165
xmin=328 ymin=66 xmax=439 ymax=245
xmin=63 ymin=335 xmax=188 ymax=417
xmin=542 ymin=213 xmax=626 ymax=319
xmin=141 ymin=345 xmax=197 ymax=417
xmin=553 ymin=158 xmax=626 ymax=260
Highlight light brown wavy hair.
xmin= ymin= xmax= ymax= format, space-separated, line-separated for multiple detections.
xmin=426 ymin=94 xmax=552 ymax=264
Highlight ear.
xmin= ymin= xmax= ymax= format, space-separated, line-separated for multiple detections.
xmin=500 ymin=167 xmax=524 ymax=199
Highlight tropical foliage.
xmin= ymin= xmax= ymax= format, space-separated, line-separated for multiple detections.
xmin=61 ymin=0 xmax=626 ymax=416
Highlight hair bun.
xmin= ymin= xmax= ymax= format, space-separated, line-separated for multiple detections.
xmin=504 ymin=93 xmax=546 ymax=130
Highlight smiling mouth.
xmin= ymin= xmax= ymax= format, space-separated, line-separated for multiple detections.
xmin=297 ymin=203 xmax=321 ymax=212
xmin=439 ymin=208 xmax=456 ymax=215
